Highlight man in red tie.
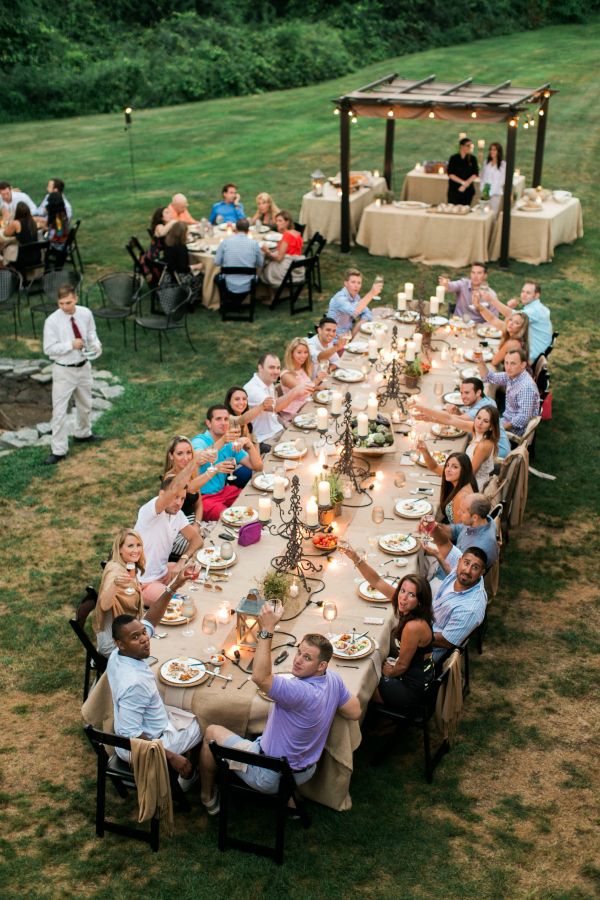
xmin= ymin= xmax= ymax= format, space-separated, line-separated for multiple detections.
xmin=42 ymin=284 xmax=103 ymax=464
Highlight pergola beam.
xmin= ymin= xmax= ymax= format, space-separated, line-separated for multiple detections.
xmin=401 ymin=74 xmax=436 ymax=93
xmin=480 ymin=79 xmax=512 ymax=97
xmin=440 ymin=76 xmax=473 ymax=95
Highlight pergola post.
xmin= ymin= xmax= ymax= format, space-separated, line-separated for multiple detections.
xmin=532 ymin=98 xmax=549 ymax=188
xmin=499 ymin=117 xmax=518 ymax=268
xmin=340 ymin=100 xmax=351 ymax=253
xmin=383 ymin=118 xmax=395 ymax=189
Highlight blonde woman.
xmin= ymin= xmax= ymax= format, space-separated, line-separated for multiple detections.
xmin=279 ymin=337 xmax=322 ymax=424
xmin=162 ymin=435 xmax=210 ymax=557
xmin=250 ymin=192 xmax=280 ymax=229
xmin=473 ymin=293 xmax=530 ymax=368
xmin=94 ymin=529 xmax=146 ymax=656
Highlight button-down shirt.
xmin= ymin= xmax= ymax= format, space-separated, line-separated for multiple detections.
xmin=450 ymin=516 xmax=499 ymax=566
xmin=460 ymin=395 xmax=510 ymax=458
xmin=191 ymin=430 xmax=248 ymax=495
xmin=307 ymin=334 xmax=341 ymax=379
xmin=106 ymin=620 xmax=169 ymax=740
xmin=433 ymin=569 xmax=487 ymax=647
xmin=483 ymin=369 xmax=540 ymax=435
xmin=446 ymin=278 xmax=498 ymax=323
xmin=35 ymin=193 xmax=73 ymax=221
xmin=209 ymin=200 xmax=246 ymax=225
xmin=523 ymin=299 xmax=552 ymax=363
xmin=243 ymin=373 xmax=283 ymax=443
xmin=1 ymin=189 xmax=37 ymax=218
xmin=214 ymin=233 xmax=264 ymax=293
xmin=43 ymin=306 xmax=102 ymax=365
xmin=327 ymin=287 xmax=373 ymax=337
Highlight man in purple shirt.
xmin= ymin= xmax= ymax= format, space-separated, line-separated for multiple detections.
xmin=199 ymin=603 xmax=361 ymax=814
xmin=476 ymin=347 xmax=540 ymax=437
xmin=439 ymin=262 xmax=497 ymax=323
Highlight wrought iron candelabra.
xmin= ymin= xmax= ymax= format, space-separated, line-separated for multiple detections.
xmin=374 ymin=325 xmax=412 ymax=415
xmin=331 ymin=392 xmax=371 ymax=497
xmin=267 ymin=475 xmax=324 ymax=593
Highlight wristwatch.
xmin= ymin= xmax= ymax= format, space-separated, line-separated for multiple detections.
xmin=258 ymin=630 xmax=273 ymax=640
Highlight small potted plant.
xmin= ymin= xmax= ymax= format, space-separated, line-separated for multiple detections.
xmin=375 ymin=190 xmax=394 ymax=206
xmin=259 ymin=570 xmax=292 ymax=606
xmin=402 ymin=358 xmax=422 ymax=389
xmin=312 ymin=470 xmax=345 ymax=518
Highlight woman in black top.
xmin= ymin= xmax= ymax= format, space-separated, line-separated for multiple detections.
xmin=163 ymin=220 xmax=204 ymax=307
xmin=4 ymin=201 xmax=41 ymax=276
xmin=447 ymin=137 xmax=479 ymax=205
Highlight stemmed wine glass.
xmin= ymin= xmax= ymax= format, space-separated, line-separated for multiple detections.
xmin=125 ymin=562 xmax=137 ymax=595
xmin=182 ymin=596 xmax=195 ymax=637
xmin=226 ymin=456 xmax=238 ymax=482
xmin=322 ymin=601 xmax=338 ymax=639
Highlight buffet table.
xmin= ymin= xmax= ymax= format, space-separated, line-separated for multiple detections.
xmin=356 ymin=202 xmax=496 ymax=267
xmin=400 ymin=168 xmax=525 ymax=206
xmin=489 ymin=196 xmax=583 ymax=265
xmin=299 ymin=177 xmax=387 ymax=243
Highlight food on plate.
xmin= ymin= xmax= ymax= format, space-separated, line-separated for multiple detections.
xmin=222 ymin=505 xmax=257 ymax=524
xmin=166 ymin=659 xmax=200 ymax=681
xmin=312 ymin=533 xmax=338 ymax=551
xmin=431 ymin=423 xmax=464 ymax=438
xmin=411 ymin=449 xmax=448 ymax=467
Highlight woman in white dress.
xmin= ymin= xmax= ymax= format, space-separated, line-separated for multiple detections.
xmin=480 ymin=143 xmax=506 ymax=213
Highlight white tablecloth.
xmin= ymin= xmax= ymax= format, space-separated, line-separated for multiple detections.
xmin=489 ymin=197 xmax=583 ymax=265
xmin=299 ymin=177 xmax=387 ymax=243
xmin=400 ymin=169 xmax=526 ymax=206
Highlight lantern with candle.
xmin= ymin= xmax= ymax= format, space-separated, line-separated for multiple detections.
xmin=235 ymin=589 xmax=262 ymax=648
xmin=311 ymin=169 xmax=326 ymax=197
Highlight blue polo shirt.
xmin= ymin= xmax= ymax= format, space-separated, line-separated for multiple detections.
xmin=191 ymin=431 xmax=247 ymax=495
xmin=523 ymin=299 xmax=552 ymax=363
xmin=327 ymin=287 xmax=373 ymax=337
xmin=209 ymin=200 xmax=246 ymax=225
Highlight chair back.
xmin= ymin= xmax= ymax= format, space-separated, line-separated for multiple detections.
xmin=98 ymin=273 xmax=142 ymax=309
xmin=305 ymin=232 xmax=326 ymax=257
xmin=294 ymin=222 xmax=306 ymax=237
xmin=156 ymin=283 xmax=191 ymax=321
xmin=69 ymin=586 xmax=107 ymax=700
xmin=271 ymin=256 xmax=315 ymax=316
xmin=42 ymin=268 xmax=83 ymax=301
xmin=0 ymin=269 xmax=22 ymax=303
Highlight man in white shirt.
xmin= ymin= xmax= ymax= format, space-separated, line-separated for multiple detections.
xmin=0 ymin=180 xmax=37 ymax=219
xmin=244 ymin=353 xmax=306 ymax=450
xmin=307 ymin=316 xmax=347 ymax=379
xmin=42 ymin=285 xmax=102 ymax=465
xmin=35 ymin=177 xmax=73 ymax=221
xmin=134 ymin=460 xmax=205 ymax=605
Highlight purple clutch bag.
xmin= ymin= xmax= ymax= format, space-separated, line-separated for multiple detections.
xmin=238 ymin=521 xmax=262 ymax=546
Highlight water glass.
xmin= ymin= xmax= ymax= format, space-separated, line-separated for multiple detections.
xmin=371 ymin=506 xmax=385 ymax=525
xmin=202 ymin=614 xmax=217 ymax=635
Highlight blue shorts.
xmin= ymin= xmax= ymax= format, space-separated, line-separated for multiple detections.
xmin=222 ymin=735 xmax=316 ymax=794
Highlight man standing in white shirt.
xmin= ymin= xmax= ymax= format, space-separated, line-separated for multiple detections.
xmin=42 ymin=285 xmax=103 ymax=465
xmin=0 ymin=180 xmax=37 ymax=220
xmin=244 ymin=353 xmax=306 ymax=451
xmin=307 ymin=316 xmax=347 ymax=379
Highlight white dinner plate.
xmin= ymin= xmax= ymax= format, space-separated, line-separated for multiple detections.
xmin=331 ymin=633 xmax=376 ymax=660
xmin=221 ymin=506 xmax=259 ymax=527
xmin=431 ymin=423 xmax=465 ymax=439
xmin=160 ymin=658 xmax=207 ymax=686
xmin=314 ymin=390 xmax=332 ymax=404
xmin=196 ymin=546 xmax=237 ymax=569
xmin=293 ymin=413 xmax=318 ymax=430
xmin=443 ymin=391 xmax=463 ymax=406
xmin=346 ymin=340 xmax=369 ymax=354
xmin=378 ymin=533 xmax=418 ymax=555
xmin=251 ymin=473 xmax=290 ymax=492
xmin=357 ymin=578 xmax=397 ymax=602
xmin=477 ymin=326 xmax=502 ymax=340
xmin=394 ymin=498 xmax=433 ymax=519
xmin=464 ymin=348 xmax=493 ymax=363
xmin=428 ymin=315 xmax=448 ymax=327
xmin=333 ymin=368 xmax=364 ymax=383
xmin=273 ymin=441 xmax=308 ymax=459
xmin=360 ymin=321 xmax=388 ymax=335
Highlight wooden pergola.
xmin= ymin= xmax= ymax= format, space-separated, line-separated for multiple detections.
xmin=334 ymin=75 xmax=557 ymax=265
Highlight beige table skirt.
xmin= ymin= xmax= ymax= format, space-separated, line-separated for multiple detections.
xmin=489 ymin=197 xmax=583 ymax=265
xmin=400 ymin=170 xmax=525 ymax=206
xmin=356 ymin=202 xmax=495 ymax=267
xmin=299 ymin=177 xmax=387 ymax=243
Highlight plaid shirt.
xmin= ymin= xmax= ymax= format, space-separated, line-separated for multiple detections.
xmin=484 ymin=369 xmax=540 ymax=435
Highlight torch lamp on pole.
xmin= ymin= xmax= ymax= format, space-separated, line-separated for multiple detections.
xmin=124 ymin=106 xmax=137 ymax=197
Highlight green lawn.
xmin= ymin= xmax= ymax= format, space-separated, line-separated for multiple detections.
xmin=0 ymin=21 xmax=599 ymax=900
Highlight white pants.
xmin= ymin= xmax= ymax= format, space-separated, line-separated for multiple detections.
xmin=51 ymin=362 xmax=92 ymax=455
xmin=116 ymin=709 xmax=201 ymax=762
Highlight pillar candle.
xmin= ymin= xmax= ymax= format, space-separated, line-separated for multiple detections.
xmin=413 ymin=333 xmax=423 ymax=353
xmin=398 ymin=337 xmax=406 ymax=352
xmin=404 ymin=282 xmax=414 ymax=300
xmin=397 ymin=291 xmax=407 ymax=311
xmin=367 ymin=394 xmax=378 ymax=420
xmin=258 ymin=497 xmax=271 ymax=522
xmin=317 ymin=407 xmax=328 ymax=430
xmin=273 ymin=475 xmax=286 ymax=500
xmin=289 ymin=579 xmax=299 ymax=599
xmin=373 ymin=169 xmax=380 ymax=178
xmin=217 ymin=602 xmax=231 ymax=624
xmin=318 ymin=480 xmax=331 ymax=506
xmin=331 ymin=391 xmax=343 ymax=415
xmin=436 ymin=285 xmax=445 ymax=303
xmin=368 ymin=339 xmax=378 ymax=361
xmin=357 ymin=412 xmax=369 ymax=437
xmin=440 ymin=346 xmax=448 ymax=361
xmin=374 ymin=198 xmax=381 ymax=207
xmin=306 ymin=497 xmax=319 ymax=526
xmin=430 ymin=297 xmax=440 ymax=315
xmin=477 ymin=139 xmax=485 ymax=149
xmin=405 ymin=341 xmax=416 ymax=362
xmin=375 ymin=328 xmax=385 ymax=349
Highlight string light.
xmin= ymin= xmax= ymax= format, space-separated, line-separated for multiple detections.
xmin=538 ymin=108 xmax=545 ymax=117
xmin=509 ymin=117 xmax=518 ymax=128
xmin=347 ymin=109 xmax=353 ymax=117
xmin=333 ymin=107 xmax=340 ymax=116
xmin=351 ymin=115 xmax=358 ymax=124
xmin=523 ymin=120 xmax=529 ymax=129
xmin=471 ymin=111 xmax=477 ymax=119
xmin=428 ymin=111 xmax=435 ymax=119
xmin=387 ymin=109 xmax=394 ymax=118
xmin=543 ymin=90 xmax=551 ymax=98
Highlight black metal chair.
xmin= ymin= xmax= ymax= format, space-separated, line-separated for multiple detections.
xmin=133 ymin=282 xmax=195 ymax=362
xmin=294 ymin=222 xmax=306 ymax=237
xmin=29 ymin=268 xmax=83 ymax=337
xmin=12 ymin=238 xmax=50 ymax=289
xmin=304 ymin=231 xmax=327 ymax=292
xmin=84 ymin=725 xmax=190 ymax=852
xmin=47 ymin=219 xmax=83 ymax=273
xmin=208 ymin=740 xmax=310 ymax=865
xmin=270 ymin=256 xmax=316 ymax=316
xmin=215 ymin=267 xmax=258 ymax=323
xmin=68 ymin=585 xmax=107 ymax=701
xmin=88 ymin=273 xmax=143 ymax=347
xmin=0 ymin=269 xmax=24 ymax=338
xmin=369 ymin=663 xmax=453 ymax=782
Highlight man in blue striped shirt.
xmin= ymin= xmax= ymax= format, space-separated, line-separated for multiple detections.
xmin=432 ymin=547 xmax=488 ymax=657
xmin=214 ymin=218 xmax=263 ymax=294
xmin=477 ymin=348 xmax=540 ymax=437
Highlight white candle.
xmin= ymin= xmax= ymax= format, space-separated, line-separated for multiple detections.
xmin=430 ymin=297 xmax=440 ymax=315
xmin=404 ymin=282 xmax=414 ymax=300
xmin=398 ymin=337 xmax=406 ymax=352
xmin=440 ymin=346 xmax=448 ymax=361
xmin=357 ymin=412 xmax=369 ymax=437
xmin=331 ymin=391 xmax=343 ymax=415
xmin=415 ymin=162 xmax=421 ymax=171
xmin=367 ymin=394 xmax=378 ymax=420
xmin=306 ymin=497 xmax=319 ymax=526
xmin=436 ymin=285 xmax=445 ymax=303
xmin=273 ymin=475 xmax=286 ymax=500
xmin=413 ymin=333 xmax=423 ymax=354
xmin=515 ymin=168 xmax=521 ymax=177
xmin=375 ymin=328 xmax=385 ymax=349
xmin=405 ymin=340 xmax=416 ymax=362
xmin=217 ymin=602 xmax=231 ymax=624
xmin=317 ymin=407 xmax=328 ymax=430
xmin=373 ymin=169 xmax=380 ymax=178
xmin=258 ymin=497 xmax=271 ymax=522
xmin=397 ymin=291 xmax=407 ymax=311
xmin=289 ymin=579 xmax=299 ymax=599
xmin=368 ymin=339 xmax=378 ymax=361
xmin=318 ymin=480 xmax=331 ymax=506
xmin=438 ymin=167 xmax=444 ymax=175
xmin=374 ymin=198 xmax=381 ymax=207
xmin=477 ymin=139 xmax=485 ymax=149
xmin=391 ymin=410 xmax=401 ymax=423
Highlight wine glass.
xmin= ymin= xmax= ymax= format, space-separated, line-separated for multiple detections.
xmin=371 ymin=506 xmax=385 ymax=525
xmin=182 ymin=597 xmax=195 ymax=636
xmin=226 ymin=456 xmax=237 ymax=482
xmin=124 ymin=562 xmax=136 ymax=595
xmin=394 ymin=471 xmax=406 ymax=489
xmin=202 ymin=613 xmax=217 ymax=635
xmin=434 ymin=381 xmax=444 ymax=400
xmin=336 ymin=538 xmax=350 ymax=568
xmin=322 ymin=601 xmax=338 ymax=638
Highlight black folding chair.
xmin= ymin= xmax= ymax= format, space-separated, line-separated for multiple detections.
xmin=215 ymin=267 xmax=258 ymax=323
xmin=270 ymin=257 xmax=315 ymax=316
xmin=133 ymin=282 xmax=195 ymax=362
xmin=68 ymin=585 xmax=107 ymax=701
xmin=304 ymin=231 xmax=327 ymax=292
xmin=0 ymin=269 xmax=24 ymax=338
xmin=29 ymin=269 xmax=83 ymax=337
xmin=47 ymin=219 xmax=83 ymax=273
xmin=88 ymin=273 xmax=143 ymax=347
xmin=209 ymin=740 xmax=310 ymax=865
xmin=84 ymin=726 xmax=190 ymax=852
xmin=293 ymin=222 xmax=306 ymax=237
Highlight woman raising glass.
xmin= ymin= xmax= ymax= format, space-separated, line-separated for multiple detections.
xmin=93 ymin=529 xmax=146 ymax=657
xmin=279 ymin=337 xmax=322 ymax=426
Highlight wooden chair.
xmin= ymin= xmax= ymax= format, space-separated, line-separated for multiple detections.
xmin=29 ymin=268 xmax=83 ymax=337
xmin=208 ymin=740 xmax=310 ymax=865
xmin=0 ymin=269 xmax=23 ymax=338
xmin=368 ymin=664 xmax=453 ymax=781
xmin=270 ymin=256 xmax=316 ymax=316
xmin=68 ymin=585 xmax=107 ymax=701
xmin=88 ymin=273 xmax=143 ymax=347
xmin=215 ymin=267 xmax=258 ymax=323
xmin=133 ymin=282 xmax=195 ymax=362
xmin=84 ymin=725 xmax=190 ymax=852
xmin=304 ymin=231 xmax=327 ymax=292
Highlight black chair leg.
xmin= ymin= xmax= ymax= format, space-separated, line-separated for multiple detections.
xmin=133 ymin=321 xmax=138 ymax=352
xmin=158 ymin=331 xmax=163 ymax=363
xmin=150 ymin=816 xmax=159 ymax=852
xmin=185 ymin=319 xmax=197 ymax=354
xmin=96 ymin=759 xmax=107 ymax=838
xmin=462 ymin=644 xmax=470 ymax=698
xmin=423 ymin=719 xmax=433 ymax=783
xmin=121 ymin=319 xmax=127 ymax=348
xmin=30 ymin=310 xmax=37 ymax=338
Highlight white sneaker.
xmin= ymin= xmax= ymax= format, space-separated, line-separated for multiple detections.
xmin=177 ymin=769 xmax=199 ymax=792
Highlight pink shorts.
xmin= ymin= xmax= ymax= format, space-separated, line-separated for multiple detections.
xmin=202 ymin=484 xmax=242 ymax=521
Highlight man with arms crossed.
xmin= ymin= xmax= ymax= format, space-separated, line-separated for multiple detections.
xmin=199 ymin=601 xmax=361 ymax=813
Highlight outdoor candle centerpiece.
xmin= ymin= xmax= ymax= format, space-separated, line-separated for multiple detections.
xmin=311 ymin=169 xmax=326 ymax=196
xmin=268 ymin=475 xmax=325 ymax=593
xmin=235 ymin=588 xmax=262 ymax=648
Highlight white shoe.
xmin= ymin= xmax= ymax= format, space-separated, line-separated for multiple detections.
xmin=177 ymin=769 xmax=199 ymax=792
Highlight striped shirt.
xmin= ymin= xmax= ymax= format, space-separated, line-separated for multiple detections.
xmin=214 ymin=234 xmax=264 ymax=293
xmin=483 ymin=369 xmax=540 ymax=435
xmin=433 ymin=568 xmax=487 ymax=647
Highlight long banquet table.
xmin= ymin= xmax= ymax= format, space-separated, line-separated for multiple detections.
xmin=400 ymin=168 xmax=525 ymax=206
xmin=140 ymin=310 xmax=483 ymax=811
xmin=356 ymin=202 xmax=496 ymax=267
xmin=299 ymin=177 xmax=387 ymax=243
